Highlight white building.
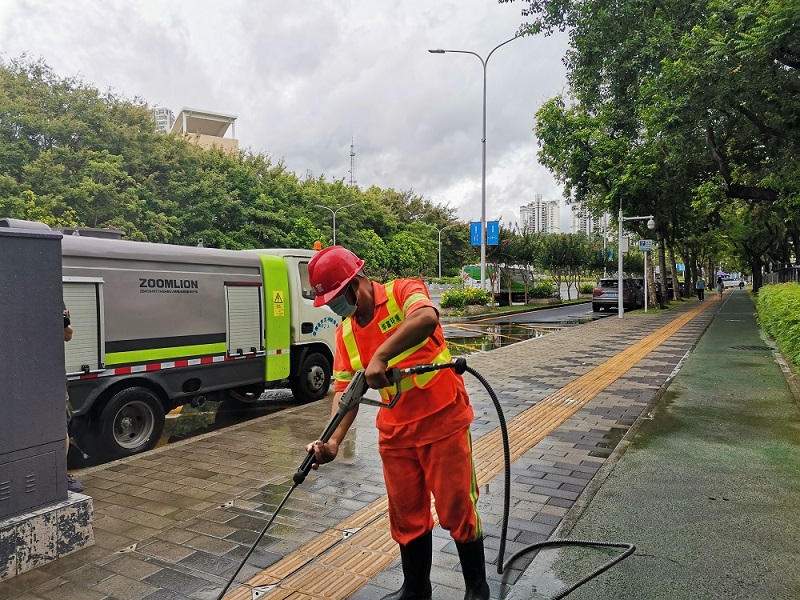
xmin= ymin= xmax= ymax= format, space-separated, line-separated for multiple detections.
xmin=571 ymin=205 xmax=606 ymax=236
xmin=152 ymin=107 xmax=175 ymax=133
xmin=520 ymin=195 xmax=560 ymax=234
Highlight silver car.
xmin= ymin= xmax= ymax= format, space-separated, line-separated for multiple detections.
xmin=592 ymin=278 xmax=643 ymax=312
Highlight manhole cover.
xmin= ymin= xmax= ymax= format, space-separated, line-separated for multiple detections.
xmin=731 ymin=345 xmax=772 ymax=351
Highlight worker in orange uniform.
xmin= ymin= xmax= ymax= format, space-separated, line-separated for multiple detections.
xmin=306 ymin=246 xmax=489 ymax=600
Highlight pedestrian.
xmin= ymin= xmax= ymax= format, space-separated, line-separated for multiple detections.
xmin=306 ymin=246 xmax=489 ymax=600
xmin=696 ymin=276 xmax=706 ymax=301
xmin=64 ymin=306 xmax=84 ymax=493
xmin=739 ymin=279 xmax=745 ymax=290
xmin=716 ymin=276 xmax=724 ymax=300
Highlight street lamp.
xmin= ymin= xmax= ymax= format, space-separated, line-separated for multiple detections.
xmin=429 ymin=34 xmax=523 ymax=291
xmin=422 ymin=223 xmax=459 ymax=279
xmin=617 ymin=208 xmax=655 ymax=318
xmin=314 ymin=203 xmax=355 ymax=246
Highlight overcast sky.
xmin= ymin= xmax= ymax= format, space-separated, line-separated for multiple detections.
xmin=0 ymin=0 xmax=575 ymax=231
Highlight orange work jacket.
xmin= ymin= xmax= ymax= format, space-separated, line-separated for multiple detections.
xmin=332 ymin=279 xmax=468 ymax=429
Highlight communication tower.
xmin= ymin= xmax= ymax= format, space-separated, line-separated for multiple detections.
xmin=348 ymin=137 xmax=357 ymax=187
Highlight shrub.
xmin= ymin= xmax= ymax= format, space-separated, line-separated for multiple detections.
xmin=757 ymin=283 xmax=800 ymax=372
xmin=438 ymin=276 xmax=463 ymax=285
xmin=529 ymin=279 xmax=558 ymax=299
xmin=579 ymin=283 xmax=595 ymax=295
xmin=440 ymin=287 xmax=492 ymax=308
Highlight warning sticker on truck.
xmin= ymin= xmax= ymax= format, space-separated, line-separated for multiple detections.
xmin=273 ymin=291 xmax=285 ymax=316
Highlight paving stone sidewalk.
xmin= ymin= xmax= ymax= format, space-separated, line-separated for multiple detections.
xmin=0 ymin=300 xmax=719 ymax=600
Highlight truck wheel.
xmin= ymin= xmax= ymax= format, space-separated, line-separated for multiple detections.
xmin=290 ymin=352 xmax=331 ymax=403
xmin=91 ymin=387 xmax=165 ymax=459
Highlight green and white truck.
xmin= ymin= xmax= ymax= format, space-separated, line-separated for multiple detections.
xmin=461 ymin=264 xmax=537 ymax=306
xmin=32 ymin=223 xmax=338 ymax=460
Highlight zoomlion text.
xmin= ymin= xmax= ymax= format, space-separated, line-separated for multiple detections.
xmin=139 ymin=278 xmax=199 ymax=293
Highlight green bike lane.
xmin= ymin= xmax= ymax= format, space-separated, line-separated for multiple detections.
xmin=514 ymin=290 xmax=800 ymax=599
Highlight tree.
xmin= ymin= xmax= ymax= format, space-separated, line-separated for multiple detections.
xmin=507 ymin=0 xmax=800 ymax=287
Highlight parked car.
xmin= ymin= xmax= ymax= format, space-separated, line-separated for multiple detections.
xmin=592 ymin=278 xmax=643 ymax=312
xmin=633 ymin=277 xmax=661 ymax=307
xmin=657 ymin=277 xmax=682 ymax=301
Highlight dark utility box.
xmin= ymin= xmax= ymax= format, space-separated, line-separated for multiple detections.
xmin=0 ymin=225 xmax=67 ymax=519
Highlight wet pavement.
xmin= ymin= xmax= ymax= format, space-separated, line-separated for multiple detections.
xmin=4 ymin=290 xmax=798 ymax=600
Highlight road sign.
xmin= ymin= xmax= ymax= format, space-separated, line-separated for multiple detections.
xmin=487 ymin=221 xmax=500 ymax=245
xmin=470 ymin=222 xmax=481 ymax=246
xmin=639 ymin=239 xmax=655 ymax=252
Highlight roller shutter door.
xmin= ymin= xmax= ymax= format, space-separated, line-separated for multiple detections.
xmin=63 ymin=278 xmax=104 ymax=375
xmin=225 ymin=284 xmax=264 ymax=356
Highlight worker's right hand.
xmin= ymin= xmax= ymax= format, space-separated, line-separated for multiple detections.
xmin=306 ymin=439 xmax=339 ymax=469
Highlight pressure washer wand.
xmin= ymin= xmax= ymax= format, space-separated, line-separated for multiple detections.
xmin=293 ymin=369 xmax=371 ymax=485
xmin=218 ymin=369 xmax=383 ymax=599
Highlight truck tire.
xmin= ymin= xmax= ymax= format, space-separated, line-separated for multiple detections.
xmin=90 ymin=387 xmax=165 ymax=459
xmin=290 ymin=352 xmax=332 ymax=403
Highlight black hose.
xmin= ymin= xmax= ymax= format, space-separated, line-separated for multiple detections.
xmin=218 ymin=359 xmax=635 ymax=599
xmin=461 ymin=363 xmax=636 ymax=599
xmin=463 ymin=364 xmax=512 ymax=570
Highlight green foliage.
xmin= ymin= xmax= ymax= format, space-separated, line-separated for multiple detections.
xmin=520 ymin=0 xmax=800 ymax=293
xmin=437 ymin=276 xmax=462 ymax=285
xmin=529 ymin=280 xmax=559 ymax=299
xmin=440 ymin=287 xmax=492 ymax=309
xmin=757 ymin=283 xmax=800 ymax=371
xmin=579 ymin=283 xmax=595 ymax=295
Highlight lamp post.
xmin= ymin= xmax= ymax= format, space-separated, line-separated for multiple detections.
xmin=422 ymin=224 xmax=459 ymax=279
xmin=617 ymin=208 xmax=655 ymax=318
xmin=314 ymin=203 xmax=355 ymax=246
xmin=429 ymin=35 xmax=522 ymax=291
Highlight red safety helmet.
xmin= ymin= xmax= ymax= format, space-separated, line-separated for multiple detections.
xmin=308 ymin=246 xmax=365 ymax=307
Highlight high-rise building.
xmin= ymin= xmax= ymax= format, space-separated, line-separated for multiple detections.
xmin=152 ymin=107 xmax=175 ymax=133
xmin=520 ymin=195 xmax=560 ymax=234
xmin=571 ymin=204 xmax=605 ymax=236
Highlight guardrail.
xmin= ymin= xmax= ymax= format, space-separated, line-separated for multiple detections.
xmin=763 ymin=266 xmax=800 ymax=285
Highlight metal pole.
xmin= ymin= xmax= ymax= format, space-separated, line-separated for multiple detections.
xmin=438 ymin=229 xmax=443 ymax=279
xmin=644 ymin=250 xmax=648 ymax=312
xmin=480 ymin=60 xmax=487 ymax=291
xmin=618 ymin=207 xmax=624 ymax=319
xmin=429 ymin=36 xmax=522 ymax=291
xmin=315 ymin=203 xmax=355 ymax=247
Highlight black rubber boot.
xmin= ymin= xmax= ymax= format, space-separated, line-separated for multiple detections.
xmin=456 ymin=537 xmax=490 ymax=600
xmin=380 ymin=531 xmax=433 ymax=600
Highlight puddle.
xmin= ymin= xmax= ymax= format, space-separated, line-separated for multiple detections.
xmin=444 ymin=323 xmax=557 ymax=356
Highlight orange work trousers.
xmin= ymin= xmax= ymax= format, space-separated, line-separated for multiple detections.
xmin=379 ymin=427 xmax=482 ymax=546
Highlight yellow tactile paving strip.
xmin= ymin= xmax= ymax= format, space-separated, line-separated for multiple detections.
xmin=226 ymin=301 xmax=712 ymax=599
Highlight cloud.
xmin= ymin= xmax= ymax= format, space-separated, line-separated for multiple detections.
xmin=0 ymin=0 xmax=571 ymax=229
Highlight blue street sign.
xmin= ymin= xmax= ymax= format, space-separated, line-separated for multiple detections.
xmin=487 ymin=221 xmax=500 ymax=245
xmin=470 ymin=222 xmax=481 ymax=246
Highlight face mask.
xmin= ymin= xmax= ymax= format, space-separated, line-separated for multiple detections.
xmin=328 ymin=284 xmax=358 ymax=318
